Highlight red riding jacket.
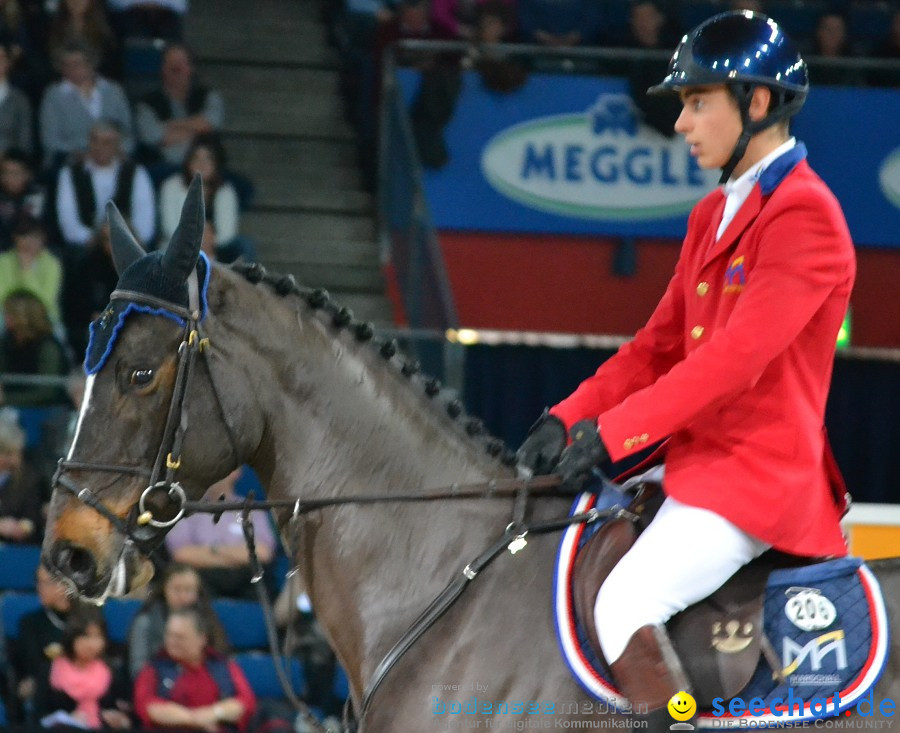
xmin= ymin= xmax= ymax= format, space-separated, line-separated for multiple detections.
xmin=551 ymin=144 xmax=854 ymax=557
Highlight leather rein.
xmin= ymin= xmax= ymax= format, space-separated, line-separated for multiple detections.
xmin=50 ymin=274 xmax=631 ymax=732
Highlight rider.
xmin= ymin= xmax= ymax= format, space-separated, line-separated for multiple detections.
xmin=517 ymin=10 xmax=855 ymax=727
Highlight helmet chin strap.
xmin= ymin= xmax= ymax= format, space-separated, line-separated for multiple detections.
xmin=720 ymin=85 xmax=757 ymax=184
xmin=720 ymin=84 xmax=800 ymax=184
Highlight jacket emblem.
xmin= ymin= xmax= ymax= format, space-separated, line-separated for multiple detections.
xmin=725 ymin=256 xmax=746 ymax=293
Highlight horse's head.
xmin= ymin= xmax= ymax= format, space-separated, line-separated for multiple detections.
xmin=42 ymin=177 xmax=256 ymax=601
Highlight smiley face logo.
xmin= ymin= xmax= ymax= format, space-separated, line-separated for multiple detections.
xmin=667 ymin=691 xmax=696 ymax=721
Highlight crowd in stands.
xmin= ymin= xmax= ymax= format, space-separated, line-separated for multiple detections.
xmin=329 ymin=0 xmax=900 ymax=174
xmin=332 ymin=0 xmax=900 ymax=66
xmin=0 ymin=0 xmax=256 ymax=433
xmin=0 ymin=1 xmax=340 ymax=729
xmin=0 ymin=465 xmax=343 ymax=732
xmin=0 ymin=394 xmax=341 ymax=730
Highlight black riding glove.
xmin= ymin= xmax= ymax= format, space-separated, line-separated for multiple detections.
xmin=516 ymin=410 xmax=567 ymax=475
xmin=556 ymin=420 xmax=609 ymax=494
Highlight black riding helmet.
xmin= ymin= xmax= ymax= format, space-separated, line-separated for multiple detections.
xmin=648 ymin=10 xmax=809 ymax=183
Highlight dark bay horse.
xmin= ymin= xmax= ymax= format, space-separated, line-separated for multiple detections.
xmin=41 ymin=186 xmax=900 ymax=729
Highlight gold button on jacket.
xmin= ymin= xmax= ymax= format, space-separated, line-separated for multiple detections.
xmin=691 ymin=325 xmax=704 ymax=340
xmin=697 ymin=282 xmax=710 ymax=296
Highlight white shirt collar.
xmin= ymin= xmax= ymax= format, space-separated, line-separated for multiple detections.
xmin=723 ymin=137 xmax=797 ymax=197
xmin=716 ymin=137 xmax=796 ymax=240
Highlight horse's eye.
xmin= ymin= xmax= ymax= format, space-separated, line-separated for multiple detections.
xmin=130 ymin=369 xmax=155 ymax=387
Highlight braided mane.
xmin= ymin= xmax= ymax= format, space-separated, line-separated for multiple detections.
xmin=230 ymin=262 xmax=518 ymax=468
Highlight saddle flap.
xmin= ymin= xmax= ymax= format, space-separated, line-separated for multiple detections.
xmin=669 ymin=560 xmax=771 ymax=703
xmin=571 ymin=518 xmax=637 ymax=666
xmin=571 ymin=494 xmax=775 ymax=705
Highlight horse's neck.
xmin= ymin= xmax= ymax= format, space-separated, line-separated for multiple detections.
xmin=242 ymin=303 xmax=512 ymax=686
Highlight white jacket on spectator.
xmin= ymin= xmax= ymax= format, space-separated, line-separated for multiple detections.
xmin=159 ymin=173 xmax=238 ymax=247
xmin=56 ymin=160 xmax=156 ymax=246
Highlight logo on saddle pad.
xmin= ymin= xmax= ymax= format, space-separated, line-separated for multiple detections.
xmin=711 ymin=619 xmax=755 ymax=654
xmin=781 ymin=631 xmax=848 ymax=686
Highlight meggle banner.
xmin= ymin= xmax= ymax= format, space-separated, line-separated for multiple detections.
xmin=398 ymin=70 xmax=900 ymax=248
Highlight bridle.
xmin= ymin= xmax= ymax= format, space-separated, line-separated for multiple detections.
xmin=53 ymin=269 xmax=215 ymax=558
xmin=50 ymin=264 xmax=634 ymax=732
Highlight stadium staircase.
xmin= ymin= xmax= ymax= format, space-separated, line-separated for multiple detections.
xmin=185 ymin=0 xmax=394 ymax=324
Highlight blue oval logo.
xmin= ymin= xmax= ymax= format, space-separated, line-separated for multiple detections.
xmin=879 ymin=147 xmax=900 ymax=210
xmin=480 ymin=94 xmax=719 ymax=220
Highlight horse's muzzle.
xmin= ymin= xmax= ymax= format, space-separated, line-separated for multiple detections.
xmin=44 ymin=538 xmax=155 ymax=601
xmin=47 ymin=540 xmax=99 ymax=595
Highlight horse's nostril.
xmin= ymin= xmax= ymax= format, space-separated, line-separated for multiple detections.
xmin=51 ymin=542 xmax=97 ymax=590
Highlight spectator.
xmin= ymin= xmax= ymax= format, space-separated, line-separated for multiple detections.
xmin=869 ymin=9 xmax=900 ymax=87
xmin=274 ymin=573 xmax=342 ymax=727
xmin=0 ymin=150 xmax=44 ymax=251
xmin=135 ymin=42 xmax=224 ymax=171
xmin=0 ymin=413 xmax=43 ymax=543
xmin=623 ymin=0 xmax=679 ymax=50
xmin=340 ymin=0 xmax=397 ymax=48
xmin=199 ymin=219 xmax=217 ymax=260
xmin=33 ymin=606 xmax=132 ymax=729
xmin=809 ymin=11 xmax=865 ymax=86
xmin=127 ymin=563 xmax=227 ymax=682
xmin=5 ymin=0 xmax=52 ymax=109
xmin=159 ymin=134 xmax=250 ymax=262
xmin=0 ymin=290 xmax=69 ymax=407
xmin=56 ymin=120 xmax=155 ymax=248
xmin=431 ymin=0 xmax=515 ymax=41
xmin=39 ymin=40 xmax=133 ymax=169
xmin=48 ymin=0 xmax=118 ymax=82
xmin=517 ymin=0 xmax=602 ymax=48
xmin=8 ymin=566 xmax=76 ymax=719
xmin=133 ymin=606 xmax=256 ymax=732
xmin=0 ymin=42 xmax=32 ymax=155
xmin=619 ymin=1 xmax=683 ymax=137
xmin=60 ymin=220 xmax=116 ymax=359
xmin=376 ymin=0 xmax=467 ymax=169
xmin=0 ymin=216 xmax=62 ymax=323
xmin=0 ymin=0 xmax=27 ymax=58
xmin=165 ymin=467 xmax=277 ymax=600
xmin=337 ymin=0 xmax=396 ymax=152
xmin=463 ymin=2 xmax=527 ymax=93
xmin=107 ymin=0 xmax=186 ymax=42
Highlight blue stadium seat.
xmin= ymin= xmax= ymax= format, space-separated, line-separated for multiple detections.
xmin=16 ymin=406 xmax=68 ymax=450
xmin=234 ymin=652 xmax=305 ymax=700
xmin=333 ymin=665 xmax=349 ymax=701
xmin=211 ymin=599 xmax=269 ymax=650
xmin=0 ymin=545 xmax=42 ymax=591
xmin=233 ymin=465 xmax=265 ymax=497
xmin=103 ymin=598 xmax=142 ymax=645
xmin=0 ymin=592 xmax=42 ymax=640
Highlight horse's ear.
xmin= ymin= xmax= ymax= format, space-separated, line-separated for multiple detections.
xmin=162 ymin=173 xmax=205 ymax=283
xmin=107 ymin=201 xmax=145 ymax=275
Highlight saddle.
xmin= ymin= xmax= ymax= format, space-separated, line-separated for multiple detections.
xmin=572 ymin=483 xmax=814 ymax=705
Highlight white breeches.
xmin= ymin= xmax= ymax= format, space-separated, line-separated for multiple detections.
xmin=594 ymin=495 xmax=770 ymax=664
